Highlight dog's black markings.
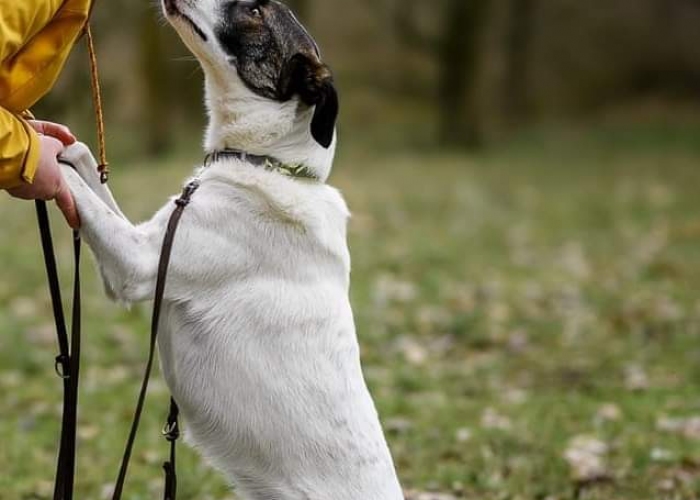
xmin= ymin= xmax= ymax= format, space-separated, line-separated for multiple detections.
xmin=216 ymin=0 xmax=339 ymax=148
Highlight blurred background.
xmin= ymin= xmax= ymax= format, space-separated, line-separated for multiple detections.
xmin=36 ymin=0 xmax=700 ymax=155
xmin=1 ymin=0 xmax=700 ymax=499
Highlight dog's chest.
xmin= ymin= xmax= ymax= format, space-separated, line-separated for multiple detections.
xmin=149 ymin=175 xmax=402 ymax=499
xmin=154 ymin=290 xmax=398 ymax=499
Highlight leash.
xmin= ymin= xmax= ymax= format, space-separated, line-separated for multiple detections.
xmin=84 ymin=24 xmax=109 ymax=184
xmin=36 ymin=198 xmax=81 ymax=500
xmin=36 ymin=21 xmax=105 ymax=500
xmin=39 ymin=176 xmax=198 ymax=500
xmin=111 ymin=180 xmax=200 ymax=500
xmin=39 ymin=158 xmax=196 ymax=500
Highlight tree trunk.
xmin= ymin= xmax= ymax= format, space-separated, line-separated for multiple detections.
xmin=503 ymin=0 xmax=536 ymax=127
xmin=140 ymin=11 xmax=171 ymax=156
xmin=437 ymin=0 xmax=487 ymax=149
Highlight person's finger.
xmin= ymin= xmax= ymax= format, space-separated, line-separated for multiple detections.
xmin=55 ymin=181 xmax=80 ymax=229
xmin=30 ymin=121 xmax=76 ymax=146
xmin=43 ymin=134 xmax=65 ymax=151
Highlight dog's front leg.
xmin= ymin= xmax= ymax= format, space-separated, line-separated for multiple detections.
xmin=60 ymin=165 xmax=167 ymax=303
xmin=60 ymin=142 xmax=127 ymax=219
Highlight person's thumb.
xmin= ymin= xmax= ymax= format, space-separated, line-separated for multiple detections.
xmin=55 ymin=178 xmax=80 ymax=229
xmin=31 ymin=121 xmax=76 ymax=146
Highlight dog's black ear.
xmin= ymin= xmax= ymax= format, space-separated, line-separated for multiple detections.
xmin=310 ymin=79 xmax=339 ymax=149
xmin=279 ymin=53 xmax=339 ymax=149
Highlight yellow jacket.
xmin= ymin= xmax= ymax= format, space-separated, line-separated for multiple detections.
xmin=0 ymin=0 xmax=92 ymax=189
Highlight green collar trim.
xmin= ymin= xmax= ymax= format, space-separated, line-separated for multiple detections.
xmin=204 ymin=149 xmax=319 ymax=181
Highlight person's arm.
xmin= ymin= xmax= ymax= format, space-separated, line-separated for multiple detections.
xmin=0 ymin=0 xmax=66 ymax=187
xmin=0 ymin=0 xmax=89 ymax=228
xmin=0 ymin=0 xmax=64 ymax=60
xmin=0 ymin=0 xmax=90 ymax=113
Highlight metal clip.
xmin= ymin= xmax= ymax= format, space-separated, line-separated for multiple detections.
xmin=175 ymin=180 xmax=200 ymax=208
xmin=54 ymin=355 xmax=70 ymax=379
xmin=162 ymin=420 xmax=180 ymax=442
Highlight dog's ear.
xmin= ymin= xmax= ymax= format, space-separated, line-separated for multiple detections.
xmin=309 ymin=79 xmax=338 ymax=149
xmin=279 ymin=53 xmax=339 ymax=149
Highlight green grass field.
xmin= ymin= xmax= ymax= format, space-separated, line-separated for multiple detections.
xmin=1 ymin=124 xmax=700 ymax=499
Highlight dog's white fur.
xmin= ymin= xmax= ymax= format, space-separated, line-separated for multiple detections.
xmin=58 ymin=1 xmax=404 ymax=499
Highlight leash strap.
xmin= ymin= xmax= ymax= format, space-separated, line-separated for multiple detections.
xmin=36 ymin=200 xmax=82 ymax=500
xmin=32 ymin=19 xmax=103 ymax=500
xmin=162 ymin=398 xmax=180 ymax=500
xmin=111 ymin=180 xmax=199 ymax=500
xmin=84 ymin=24 xmax=109 ymax=184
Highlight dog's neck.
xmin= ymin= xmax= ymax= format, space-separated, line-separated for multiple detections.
xmin=203 ymin=72 xmax=336 ymax=182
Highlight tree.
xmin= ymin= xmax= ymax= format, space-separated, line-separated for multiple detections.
xmin=394 ymin=0 xmax=489 ymax=149
xmin=503 ymin=0 xmax=536 ymax=127
xmin=140 ymin=8 xmax=172 ymax=155
xmin=437 ymin=0 xmax=487 ymax=148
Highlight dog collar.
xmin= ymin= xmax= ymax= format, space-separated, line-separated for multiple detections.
xmin=204 ymin=149 xmax=319 ymax=181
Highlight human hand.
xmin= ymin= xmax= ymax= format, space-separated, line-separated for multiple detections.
xmin=7 ymin=129 xmax=80 ymax=229
xmin=27 ymin=120 xmax=77 ymax=145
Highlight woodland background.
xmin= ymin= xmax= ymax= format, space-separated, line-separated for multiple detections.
xmin=1 ymin=1 xmax=700 ymax=499
xmin=37 ymin=0 xmax=700 ymax=156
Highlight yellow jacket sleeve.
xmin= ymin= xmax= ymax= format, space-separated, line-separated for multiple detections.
xmin=0 ymin=107 xmax=39 ymax=189
xmin=0 ymin=0 xmax=92 ymax=188
xmin=0 ymin=0 xmax=90 ymax=112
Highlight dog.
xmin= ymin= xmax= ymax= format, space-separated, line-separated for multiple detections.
xmin=59 ymin=1 xmax=404 ymax=498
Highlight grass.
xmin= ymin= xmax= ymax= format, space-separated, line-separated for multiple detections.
xmin=1 ymin=124 xmax=700 ymax=499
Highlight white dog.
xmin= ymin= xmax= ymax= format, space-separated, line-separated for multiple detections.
xmin=59 ymin=0 xmax=404 ymax=499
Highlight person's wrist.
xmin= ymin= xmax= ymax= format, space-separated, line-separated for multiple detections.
xmin=20 ymin=121 xmax=42 ymax=185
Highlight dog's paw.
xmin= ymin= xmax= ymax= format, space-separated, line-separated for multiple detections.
xmin=58 ymin=162 xmax=90 ymax=199
xmin=59 ymin=142 xmax=101 ymax=186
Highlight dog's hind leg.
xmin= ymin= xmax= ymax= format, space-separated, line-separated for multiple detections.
xmin=60 ymin=164 xmax=168 ymax=303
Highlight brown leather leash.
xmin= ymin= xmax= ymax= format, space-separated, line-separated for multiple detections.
xmin=36 ymin=198 xmax=81 ymax=500
xmin=38 ymin=22 xmax=106 ymax=500
xmin=84 ymin=24 xmax=109 ymax=184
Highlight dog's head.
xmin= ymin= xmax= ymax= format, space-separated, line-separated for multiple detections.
xmin=163 ymin=0 xmax=338 ymax=149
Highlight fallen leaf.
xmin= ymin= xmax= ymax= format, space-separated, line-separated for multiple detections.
xmin=594 ymin=403 xmax=622 ymax=424
xmin=481 ymin=408 xmax=512 ymax=431
xmin=657 ymin=415 xmax=700 ymax=440
xmin=564 ymin=435 xmax=612 ymax=482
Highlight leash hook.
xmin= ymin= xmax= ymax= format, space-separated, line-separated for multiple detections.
xmin=162 ymin=420 xmax=180 ymax=442
xmin=54 ymin=355 xmax=70 ymax=379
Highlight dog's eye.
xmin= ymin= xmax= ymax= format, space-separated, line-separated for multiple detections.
xmin=250 ymin=7 xmax=261 ymax=16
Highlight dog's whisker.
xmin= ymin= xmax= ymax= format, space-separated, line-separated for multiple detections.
xmin=171 ymin=55 xmax=198 ymax=63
